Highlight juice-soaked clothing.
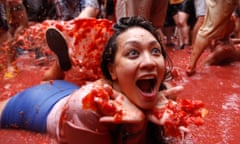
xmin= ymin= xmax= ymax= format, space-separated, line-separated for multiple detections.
xmin=198 ymin=0 xmax=239 ymax=40
xmin=1 ymin=80 xmax=79 ymax=133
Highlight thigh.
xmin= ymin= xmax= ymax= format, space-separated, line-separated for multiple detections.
xmin=150 ymin=0 xmax=168 ymax=28
xmin=115 ymin=0 xmax=152 ymax=20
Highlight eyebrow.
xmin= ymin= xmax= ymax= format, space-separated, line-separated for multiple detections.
xmin=124 ymin=39 xmax=160 ymax=46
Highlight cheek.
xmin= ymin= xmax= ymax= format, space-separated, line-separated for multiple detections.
xmin=115 ymin=62 xmax=136 ymax=79
xmin=157 ymin=58 xmax=166 ymax=79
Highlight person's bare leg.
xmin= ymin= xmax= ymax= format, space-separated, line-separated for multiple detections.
xmin=127 ymin=0 xmax=152 ymax=18
xmin=115 ymin=0 xmax=152 ymax=19
xmin=173 ymin=13 xmax=182 ymax=48
xmin=177 ymin=11 xmax=190 ymax=48
xmin=42 ymin=61 xmax=65 ymax=81
xmin=186 ymin=35 xmax=210 ymax=75
xmin=192 ymin=16 xmax=204 ymax=44
xmin=162 ymin=26 xmax=175 ymax=46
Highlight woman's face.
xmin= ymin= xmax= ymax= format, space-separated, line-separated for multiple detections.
xmin=109 ymin=27 xmax=165 ymax=109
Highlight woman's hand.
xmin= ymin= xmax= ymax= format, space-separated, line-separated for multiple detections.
xmin=146 ymin=85 xmax=208 ymax=136
xmin=147 ymin=85 xmax=184 ymax=125
xmin=94 ymin=86 xmax=147 ymax=143
xmin=81 ymin=80 xmax=145 ymax=124
xmin=94 ymin=85 xmax=145 ymax=124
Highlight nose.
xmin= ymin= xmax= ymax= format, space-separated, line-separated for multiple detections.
xmin=140 ymin=52 xmax=156 ymax=70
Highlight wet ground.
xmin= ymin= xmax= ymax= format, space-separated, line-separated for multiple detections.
xmin=0 ymin=28 xmax=240 ymax=143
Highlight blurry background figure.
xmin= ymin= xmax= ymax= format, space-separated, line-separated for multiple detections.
xmin=23 ymin=0 xmax=56 ymax=22
xmin=115 ymin=0 xmax=168 ymax=42
xmin=0 ymin=0 xmax=10 ymax=44
xmin=0 ymin=0 xmax=11 ymax=72
xmin=3 ymin=0 xmax=56 ymax=77
xmin=98 ymin=0 xmax=115 ymax=20
xmin=0 ymin=0 xmax=29 ymax=76
xmin=53 ymin=0 xmax=100 ymax=20
xmin=162 ymin=0 xmax=196 ymax=49
xmin=186 ymin=0 xmax=239 ymax=75
xmin=170 ymin=0 xmax=195 ymax=49
xmin=5 ymin=0 xmax=28 ymax=35
xmin=162 ymin=0 xmax=183 ymax=48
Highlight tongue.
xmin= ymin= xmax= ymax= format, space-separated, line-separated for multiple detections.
xmin=137 ymin=80 xmax=152 ymax=93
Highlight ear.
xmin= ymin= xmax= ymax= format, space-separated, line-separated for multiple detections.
xmin=108 ymin=64 xmax=117 ymax=80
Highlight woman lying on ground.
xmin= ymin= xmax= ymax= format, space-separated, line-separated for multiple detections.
xmin=0 ymin=16 xmax=205 ymax=144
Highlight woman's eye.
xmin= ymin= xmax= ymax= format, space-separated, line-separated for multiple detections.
xmin=127 ymin=49 xmax=139 ymax=58
xmin=152 ymin=47 xmax=161 ymax=55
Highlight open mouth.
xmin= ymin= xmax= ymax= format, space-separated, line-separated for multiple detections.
xmin=136 ymin=78 xmax=156 ymax=94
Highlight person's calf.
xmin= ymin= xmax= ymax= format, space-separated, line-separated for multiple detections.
xmin=42 ymin=62 xmax=65 ymax=81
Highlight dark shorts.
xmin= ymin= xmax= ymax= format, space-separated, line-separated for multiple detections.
xmin=180 ymin=0 xmax=195 ymax=15
xmin=164 ymin=0 xmax=196 ymax=27
xmin=1 ymin=80 xmax=79 ymax=133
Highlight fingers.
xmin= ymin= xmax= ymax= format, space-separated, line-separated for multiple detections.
xmin=94 ymin=97 xmax=119 ymax=116
xmin=160 ymin=85 xmax=184 ymax=97
xmin=110 ymin=89 xmax=124 ymax=99
xmin=99 ymin=116 xmax=117 ymax=123
xmin=99 ymin=113 xmax=144 ymax=124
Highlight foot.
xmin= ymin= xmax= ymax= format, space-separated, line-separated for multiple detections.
xmin=46 ymin=27 xmax=71 ymax=71
xmin=185 ymin=65 xmax=196 ymax=76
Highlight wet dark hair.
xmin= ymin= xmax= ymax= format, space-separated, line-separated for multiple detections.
xmin=101 ymin=16 xmax=172 ymax=83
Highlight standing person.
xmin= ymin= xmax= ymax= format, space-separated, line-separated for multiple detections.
xmin=186 ymin=0 xmax=239 ymax=75
xmin=0 ymin=16 xmax=205 ymax=144
xmin=169 ymin=0 xmax=195 ymax=49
